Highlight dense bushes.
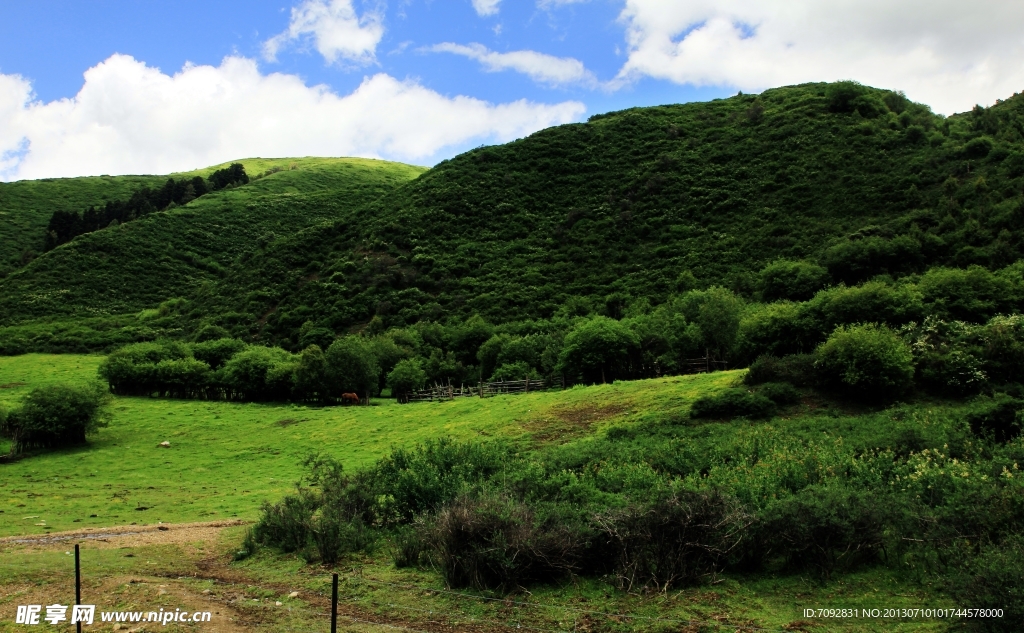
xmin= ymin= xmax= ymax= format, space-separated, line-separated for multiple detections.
xmin=814 ymin=324 xmax=915 ymax=398
xmin=753 ymin=486 xmax=889 ymax=580
xmin=98 ymin=337 xmax=380 ymax=403
xmin=0 ymin=384 xmax=109 ymax=454
xmin=250 ymin=416 xmax=1024 ymax=601
xmin=690 ymin=389 xmax=776 ymax=419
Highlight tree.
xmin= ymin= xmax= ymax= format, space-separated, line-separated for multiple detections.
xmin=1 ymin=384 xmax=109 ymax=454
xmin=678 ymin=287 xmax=744 ymax=361
xmin=556 ymin=316 xmax=640 ymax=384
xmin=326 ymin=337 xmax=379 ymax=403
xmin=387 ymin=359 xmax=427 ymax=403
xmin=294 ymin=345 xmax=330 ymax=404
xmin=221 ymin=346 xmax=295 ymax=401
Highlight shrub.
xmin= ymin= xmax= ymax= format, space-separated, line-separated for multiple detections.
xmin=754 ymin=486 xmax=889 ymax=580
xmin=424 ymin=494 xmax=582 ymax=591
xmin=594 ymin=488 xmax=751 ymax=591
xmin=1 ymin=383 xmax=110 ymax=454
xmin=690 ymin=389 xmax=776 ymax=420
xmin=758 ymin=260 xmax=830 ymax=302
xmin=965 ymin=394 xmax=1023 ymax=443
xmin=745 ymin=354 xmax=817 ymax=387
xmin=948 ymin=536 xmax=1024 ymax=632
xmin=919 ymin=266 xmax=1015 ymax=322
xmin=757 ymin=382 xmax=801 ymax=406
xmin=980 ymin=315 xmax=1024 ymax=384
xmin=814 ymin=324 xmax=914 ymax=398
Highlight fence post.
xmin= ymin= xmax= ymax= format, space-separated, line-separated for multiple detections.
xmin=74 ymin=544 xmax=82 ymax=633
xmin=331 ymin=573 xmax=338 ymax=633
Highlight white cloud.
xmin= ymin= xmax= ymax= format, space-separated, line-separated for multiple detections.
xmin=471 ymin=0 xmax=501 ymax=17
xmin=615 ymin=0 xmax=1024 ymax=114
xmin=431 ymin=43 xmax=597 ymax=88
xmin=0 ymin=54 xmax=586 ymax=181
xmin=263 ymin=0 xmax=384 ymax=65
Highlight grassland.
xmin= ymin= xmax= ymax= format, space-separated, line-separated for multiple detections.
xmin=0 ymin=354 xmax=735 ymax=537
xmin=0 ymin=353 xmax=987 ymax=631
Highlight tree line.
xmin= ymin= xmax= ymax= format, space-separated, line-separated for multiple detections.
xmin=99 ymin=259 xmax=1024 ymax=405
xmin=44 ymin=163 xmax=248 ymax=250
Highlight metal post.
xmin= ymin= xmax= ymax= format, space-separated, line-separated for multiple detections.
xmin=74 ymin=544 xmax=82 ymax=633
xmin=331 ymin=573 xmax=338 ymax=633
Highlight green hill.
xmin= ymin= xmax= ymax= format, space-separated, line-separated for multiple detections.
xmin=1 ymin=173 xmax=171 ymax=276
xmin=0 ymin=158 xmax=426 ymax=326
xmin=191 ymin=82 xmax=1024 ymax=345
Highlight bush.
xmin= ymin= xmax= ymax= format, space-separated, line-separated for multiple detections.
xmin=814 ymin=324 xmax=914 ymax=398
xmin=753 ymin=486 xmax=889 ymax=580
xmin=1 ymin=384 xmax=110 ymax=454
xmin=948 ymin=536 xmax=1024 ymax=632
xmin=966 ymin=394 xmax=1023 ymax=443
xmin=759 ymin=260 xmax=831 ymax=302
xmin=594 ymin=488 xmax=751 ymax=590
xmin=424 ymin=494 xmax=582 ymax=591
xmin=757 ymin=382 xmax=801 ymax=406
xmin=745 ymin=354 xmax=817 ymax=387
xmin=690 ymin=389 xmax=776 ymax=420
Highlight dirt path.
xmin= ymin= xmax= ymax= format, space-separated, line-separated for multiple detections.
xmin=0 ymin=520 xmax=248 ymax=550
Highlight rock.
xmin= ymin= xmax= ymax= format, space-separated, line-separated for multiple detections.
xmin=288 ymin=591 xmax=299 ymax=598
xmin=158 ymin=526 xmax=169 ymax=531
xmin=202 ymin=589 xmax=211 ymax=595
xmin=158 ymin=441 xmax=171 ymax=448
xmin=275 ymin=601 xmax=283 ymax=606
xmin=113 ymin=625 xmax=122 ymax=631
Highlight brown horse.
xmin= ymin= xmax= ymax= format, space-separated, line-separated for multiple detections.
xmin=341 ymin=392 xmax=360 ymax=405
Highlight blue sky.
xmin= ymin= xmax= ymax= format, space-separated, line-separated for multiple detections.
xmin=1 ymin=0 xmax=1022 ymax=180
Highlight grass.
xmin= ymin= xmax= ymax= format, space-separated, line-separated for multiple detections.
xmin=0 ymin=354 xmax=736 ymax=537
xmin=0 ymin=354 xmax=971 ymax=631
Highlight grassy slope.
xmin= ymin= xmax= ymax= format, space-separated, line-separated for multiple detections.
xmin=196 ymin=84 xmax=1024 ymax=342
xmin=0 ymin=354 xmax=734 ymax=537
xmin=0 ymin=158 xmax=426 ymax=325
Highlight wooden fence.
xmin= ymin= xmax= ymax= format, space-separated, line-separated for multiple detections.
xmin=680 ymin=355 xmax=728 ymax=374
xmin=479 ymin=378 xmax=547 ymax=398
xmin=406 ymin=383 xmax=478 ymax=403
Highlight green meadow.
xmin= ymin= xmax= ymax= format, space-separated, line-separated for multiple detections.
xmin=0 ymin=354 xmax=735 ymax=537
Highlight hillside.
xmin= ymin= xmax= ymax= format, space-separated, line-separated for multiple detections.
xmin=191 ymin=82 xmax=1024 ymax=345
xmin=0 ymin=173 xmax=173 ymax=277
xmin=0 ymin=158 xmax=426 ymax=326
